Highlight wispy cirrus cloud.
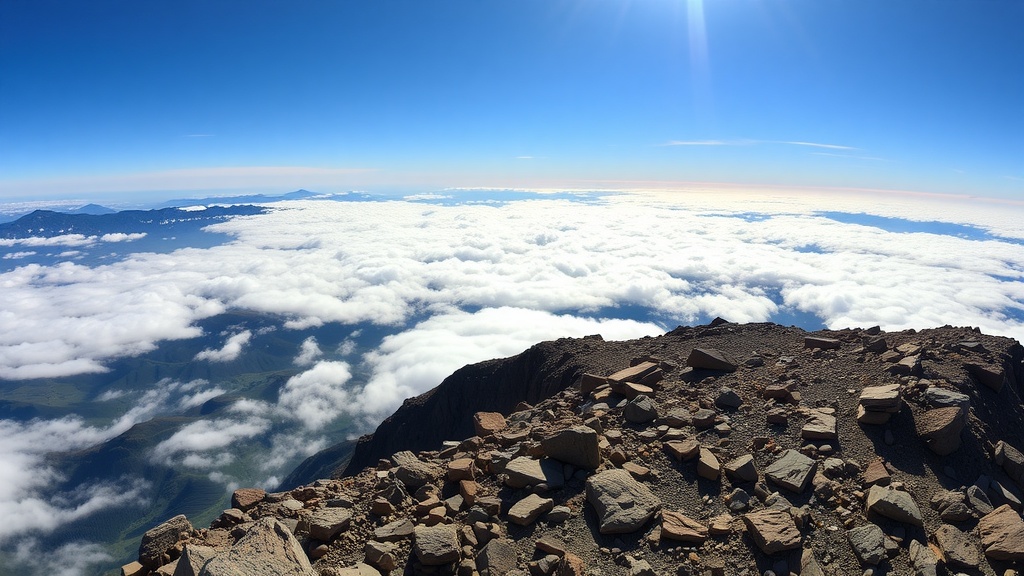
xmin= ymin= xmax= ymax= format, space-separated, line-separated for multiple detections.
xmin=811 ymin=152 xmax=889 ymax=162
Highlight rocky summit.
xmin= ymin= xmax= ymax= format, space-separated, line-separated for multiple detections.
xmin=124 ymin=322 xmax=1024 ymax=576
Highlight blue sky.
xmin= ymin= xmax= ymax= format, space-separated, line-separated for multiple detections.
xmin=1 ymin=0 xmax=1021 ymax=201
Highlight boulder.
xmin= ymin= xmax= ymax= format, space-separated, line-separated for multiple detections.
xmin=934 ymin=524 xmax=979 ymax=569
xmin=847 ymin=524 xmax=887 ymax=565
xmin=623 ymin=395 xmax=659 ymax=424
xmin=742 ymin=509 xmax=802 ymax=554
xmin=866 ymin=485 xmax=923 ymax=526
xmin=140 ymin=514 xmax=193 ymax=570
xmin=544 ymin=424 xmax=598 ymax=469
xmin=686 ymin=348 xmax=738 ymax=372
xmin=302 ymin=507 xmax=351 ymax=542
xmin=922 ymin=387 xmax=970 ymax=411
xmin=447 ymin=458 xmax=476 ymax=482
xmin=413 ymin=524 xmax=461 ymax=566
xmin=172 ymin=545 xmax=217 ymax=576
xmin=392 ymin=451 xmax=441 ymax=489
xmin=764 ymin=449 xmax=816 ymax=493
xmin=504 ymin=456 xmax=564 ymax=489
xmin=977 ymin=504 xmax=1024 ymax=561
xmin=473 ymin=412 xmax=507 ymax=436
xmin=585 ymin=469 xmax=661 ymax=534
xmin=915 ymin=406 xmax=965 ymax=455
xmin=230 ymin=488 xmax=265 ymax=513
xmin=199 ymin=517 xmax=313 ymax=576
xmin=908 ymin=539 xmax=938 ymax=576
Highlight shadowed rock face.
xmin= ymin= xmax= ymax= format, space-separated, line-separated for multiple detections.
xmin=131 ymin=322 xmax=1024 ymax=576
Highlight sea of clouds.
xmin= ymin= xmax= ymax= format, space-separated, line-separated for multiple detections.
xmin=1 ymin=188 xmax=1022 ymax=573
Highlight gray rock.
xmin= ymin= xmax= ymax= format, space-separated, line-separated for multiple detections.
xmin=908 ymin=539 xmax=938 ymax=576
xmin=866 ymin=485 xmax=924 ymax=526
xmin=934 ymin=524 xmax=979 ymax=569
xmin=374 ymin=518 xmax=415 ymax=542
xmin=847 ymin=524 xmax=887 ymax=565
xmin=715 ymin=387 xmax=743 ymax=409
xmin=724 ymin=454 xmax=759 ymax=483
xmin=764 ymin=449 xmax=817 ymax=493
xmin=541 ymin=426 xmax=601 ymax=470
xmin=413 ymin=524 xmax=461 ymax=566
xmin=995 ymin=440 xmax=1024 ymax=489
xmin=585 ymin=469 xmax=661 ymax=534
xmin=199 ymin=517 xmax=313 ymax=576
xmin=392 ymin=450 xmax=441 ymax=489
xmin=686 ymin=348 xmax=738 ymax=372
xmin=624 ymin=395 xmax=659 ymax=424
xmin=923 ymin=387 xmax=970 ymax=411
xmin=967 ymin=484 xmax=994 ymax=516
xmin=801 ymin=409 xmax=838 ymax=440
xmin=302 ymin=507 xmax=351 ymax=542
xmin=172 ymin=545 xmax=217 ymax=576
xmin=504 ymin=456 xmax=564 ymax=489
xmin=140 ymin=514 xmax=193 ymax=569
xmin=364 ymin=541 xmax=399 ymax=572
xmin=692 ymin=408 xmax=717 ymax=429
xmin=477 ymin=539 xmax=518 ymax=576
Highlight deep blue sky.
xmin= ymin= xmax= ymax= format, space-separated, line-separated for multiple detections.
xmin=1 ymin=0 xmax=1021 ymax=201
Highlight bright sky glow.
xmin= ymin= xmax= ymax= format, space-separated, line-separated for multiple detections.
xmin=0 ymin=1 xmax=1021 ymax=201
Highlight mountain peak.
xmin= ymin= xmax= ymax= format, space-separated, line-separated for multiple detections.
xmin=127 ymin=323 xmax=1024 ymax=575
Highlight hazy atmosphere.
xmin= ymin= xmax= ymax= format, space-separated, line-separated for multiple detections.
xmin=0 ymin=1 xmax=1022 ymax=575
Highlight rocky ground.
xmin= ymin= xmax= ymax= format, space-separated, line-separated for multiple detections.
xmin=123 ymin=321 xmax=1024 ymax=576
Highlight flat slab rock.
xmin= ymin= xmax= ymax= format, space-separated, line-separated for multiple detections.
xmin=686 ymin=348 xmax=738 ymax=372
xmin=507 ymin=493 xmax=554 ymax=526
xmin=540 ymin=426 xmax=601 ymax=470
xmin=847 ymin=524 xmax=890 ymax=566
xmin=661 ymin=511 xmax=708 ymax=544
xmin=764 ymin=449 xmax=816 ymax=493
xmin=742 ymin=509 xmax=802 ymax=554
xmin=801 ymin=409 xmax=837 ymax=440
xmin=413 ymin=524 xmax=461 ymax=566
xmin=585 ymin=469 xmax=661 ymax=534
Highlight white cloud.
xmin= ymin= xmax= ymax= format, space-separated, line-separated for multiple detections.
xmin=194 ymin=330 xmax=252 ymax=362
xmin=12 ymin=540 xmax=114 ymax=576
xmin=278 ymin=361 xmax=353 ymax=431
xmin=3 ymin=251 xmax=36 ymax=260
xmin=150 ymin=417 xmax=271 ymax=467
xmin=294 ymin=336 xmax=322 ymax=367
xmin=99 ymin=232 xmax=146 ymax=242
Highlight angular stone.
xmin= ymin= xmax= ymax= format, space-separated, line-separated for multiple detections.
xmin=200 ymin=517 xmax=313 ymax=576
xmin=392 ymin=451 xmax=441 ymax=489
xmin=139 ymin=514 xmax=193 ymax=569
xmin=623 ymin=395 xmax=659 ymax=424
xmin=477 ymin=538 xmax=518 ymax=576
xmin=607 ymin=362 xmax=660 ymax=384
xmin=304 ymin=507 xmax=352 ymax=542
xmin=448 ymin=458 xmax=476 ymax=482
xmin=122 ymin=562 xmax=145 ymax=576
xmin=413 ymin=524 xmax=461 ymax=566
xmin=978 ymin=504 xmax=1024 ymax=561
xmin=805 ymin=336 xmax=841 ymax=350
xmin=724 ymin=454 xmax=758 ymax=483
xmin=231 ymin=488 xmax=265 ymax=513
xmin=540 ymin=424 xmax=602 ymax=469
xmin=508 ymin=494 xmax=554 ymax=526
xmin=697 ymin=447 xmax=721 ymax=481
xmin=800 ymin=548 xmax=826 ymax=576
xmin=504 ymin=456 xmax=564 ymax=489
xmin=612 ymin=380 xmax=656 ymax=400
xmin=934 ymin=524 xmax=979 ymax=569
xmin=908 ymin=539 xmax=938 ymax=576
xmin=661 ymin=511 xmax=708 ymax=544
xmin=374 ymin=518 xmax=415 ymax=542
xmin=173 ymin=545 xmax=218 ymax=576
xmin=474 ymin=411 xmax=508 ymax=437
xmin=692 ymin=408 xmax=717 ymax=429
xmin=856 ymin=405 xmax=893 ymax=425
xmin=923 ymin=387 xmax=970 ymax=411
xmin=714 ymin=387 xmax=743 ymax=409
xmin=859 ymin=384 xmax=902 ymax=410
xmin=585 ymin=469 xmax=661 ymax=534
xmin=764 ymin=449 xmax=817 ymax=493
xmin=535 ymin=535 xmax=569 ymax=557
xmin=557 ymin=553 xmax=586 ymax=576
xmin=801 ymin=409 xmax=837 ymax=440
xmin=915 ymin=406 xmax=965 ymax=455
xmin=686 ymin=348 xmax=738 ymax=372
xmin=580 ymin=373 xmax=608 ymax=395
xmin=866 ymin=485 xmax=923 ymax=526
xmin=967 ymin=363 xmax=1005 ymax=392
xmin=742 ymin=509 xmax=802 ymax=554
xmin=663 ymin=439 xmax=700 ymax=461
xmin=994 ymin=440 xmax=1024 ymax=488
xmin=847 ymin=524 xmax=887 ymax=565
xmin=862 ymin=458 xmax=891 ymax=487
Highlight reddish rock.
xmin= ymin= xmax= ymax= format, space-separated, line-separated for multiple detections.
xmin=661 ymin=511 xmax=708 ymax=544
xmin=231 ymin=488 xmax=265 ymax=512
xmin=978 ymin=504 xmax=1024 ymax=561
xmin=473 ymin=412 xmax=507 ymax=437
xmin=742 ymin=509 xmax=802 ymax=554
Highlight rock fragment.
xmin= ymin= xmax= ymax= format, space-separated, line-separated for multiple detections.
xmin=540 ymin=426 xmax=601 ymax=470
xmin=660 ymin=511 xmax=708 ymax=544
xmin=978 ymin=504 xmax=1024 ymax=561
xmin=915 ymin=406 xmax=966 ymax=455
xmin=413 ymin=524 xmax=461 ymax=566
xmin=508 ymin=494 xmax=554 ymax=526
xmin=585 ymin=469 xmax=661 ymax=534
xmin=866 ymin=484 xmax=923 ymax=526
xmin=686 ymin=348 xmax=738 ymax=372
xmin=742 ymin=509 xmax=802 ymax=554
xmin=473 ymin=412 xmax=507 ymax=436
xmin=764 ymin=449 xmax=816 ymax=493
xmin=139 ymin=514 xmax=193 ymax=570
xmin=200 ymin=517 xmax=313 ymax=576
